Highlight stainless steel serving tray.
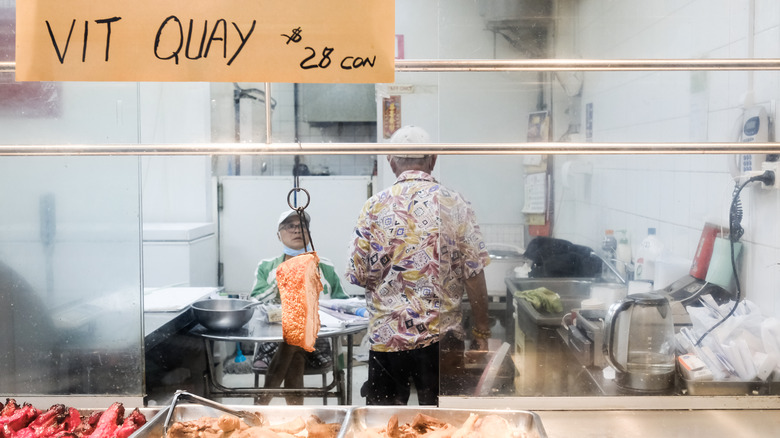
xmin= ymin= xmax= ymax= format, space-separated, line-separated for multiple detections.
xmin=339 ymin=407 xmax=547 ymax=438
xmin=682 ymin=376 xmax=780 ymax=396
xmin=130 ymin=404 xmax=350 ymax=438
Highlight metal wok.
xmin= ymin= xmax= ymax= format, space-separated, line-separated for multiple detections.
xmin=191 ymin=299 xmax=262 ymax=331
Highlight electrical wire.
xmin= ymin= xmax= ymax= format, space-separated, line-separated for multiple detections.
xmin=694 ymin=172 xmax=771 ymax=346
xmin=729 ymin=182 xmax=745 ymax=242
xmin=233 ymin=83 xmax=277 ymax=109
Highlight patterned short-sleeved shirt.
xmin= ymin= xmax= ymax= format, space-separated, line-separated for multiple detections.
xmin=345 ymin=170 xmax=490 ymax=352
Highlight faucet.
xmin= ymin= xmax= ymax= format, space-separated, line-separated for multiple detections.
xmin=591 ymin=251 xmax=632 ymax=285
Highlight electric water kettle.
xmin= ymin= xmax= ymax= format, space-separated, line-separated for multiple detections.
xmin=603 ymin=292 xmax=676 ymax=392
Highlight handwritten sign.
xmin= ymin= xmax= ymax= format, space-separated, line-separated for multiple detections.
xmin=16 ymin=0 xmax=395 ymax=83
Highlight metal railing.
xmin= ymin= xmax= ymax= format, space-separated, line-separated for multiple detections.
xmin=2 ymin=142 xmax=780 ymax=156
xmin=3 ymin=58 xmax=780 ymax=156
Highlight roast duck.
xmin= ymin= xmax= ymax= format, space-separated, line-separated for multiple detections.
xmin=0 ymin=399 xmax=146 ymax=438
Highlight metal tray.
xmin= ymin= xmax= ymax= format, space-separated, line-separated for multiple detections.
xmin=682 ymin=376 xmax=780 ymax=396
xmin=130 ymin=403 xmax=350 ymax=438
xmin=339 ymin=407 xmax=547 ymax=438
xmin=509 ymin=278 xmax=594 ymax=327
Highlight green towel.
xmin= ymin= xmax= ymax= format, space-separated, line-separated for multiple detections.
xmin=515 ymin=287 xmax=563 ymax=313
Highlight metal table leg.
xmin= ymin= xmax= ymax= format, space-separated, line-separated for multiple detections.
xmin=193 ymin=327 xmax=363 ymax=405
xmin=346 ymin=334 xmax=354 ymax=405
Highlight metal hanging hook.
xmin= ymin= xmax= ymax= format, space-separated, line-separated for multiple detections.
xmin=286 ymin=187 xmax=315 ymax=252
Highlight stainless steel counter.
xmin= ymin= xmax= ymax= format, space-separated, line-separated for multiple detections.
xmin=144 ymin=308 xmax=198 ymax=350
xmin=457 ymin=277 xmax=780 ymax=411
xmin=143 ymin=287 xmax=218 ymax=404
xmin=537 ymin=409 xmax=780 ymax=437
xmin=144 ymin=287 xmax=217 ymax=349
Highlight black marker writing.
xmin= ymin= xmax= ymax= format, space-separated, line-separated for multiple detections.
xmin=154 ymin=16 xmax=183 ymax=63
xmin=154 ymin=16 xmax=256 ymax=65
xmin=82 ymin=20 xmax=87 ymax=62
xmin=281 ymin=27 xmax=302 ymax=44
xmin=95 ymin=18 xmax=121 ymax=62
xmin=205 ymin=19 xmax=228 ymax=58
xmin=300 ymin=46 xmax=333 ymax=69
xmin=298 ymin=46 xmax=376 ymax=71
xmin=340 ymin=55 xmax=375 ymax=69
xmin=229 ymin=20 xmax=255 ymax=65
xmin=46 ymin=20 xmax=74 ymax=63
xmin=46 ymin=17 xmax=121 ymax=64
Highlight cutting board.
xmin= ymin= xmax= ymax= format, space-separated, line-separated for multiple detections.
xmin=143 ymin=287 xmax=217 ymax=312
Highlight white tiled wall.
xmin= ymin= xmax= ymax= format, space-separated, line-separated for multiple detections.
xmin=481 ymin=224 xmax=525 ymax=250
xmin=552 ymin=0 xmax=780 ymax=318
xmin=210 ymin=83 xmax=377 ymax=177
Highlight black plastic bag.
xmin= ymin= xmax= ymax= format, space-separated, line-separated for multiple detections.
xmin=524 ymin=237 xmax=601 ymax=278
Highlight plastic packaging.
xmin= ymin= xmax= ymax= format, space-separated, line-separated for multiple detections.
xmin=634 ymin=228 xmax=664 ymax=284
xmin=257 ymin=303 xmax=283 ymax=324
xmin=615 ymin=230 xmax=632 ymax=278
xmin=677 ymin=354 xmax=714 ymax=381
xmin=319 ymin=298 xmax=368 ymax=317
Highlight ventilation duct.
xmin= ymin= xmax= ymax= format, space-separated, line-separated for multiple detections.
xmin=479 ymin=0 xmax=553 ymax=58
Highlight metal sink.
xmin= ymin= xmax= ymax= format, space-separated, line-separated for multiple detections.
xmin=507 ymin=277 xmax=595 ymax=297
xmin=507 ymin=277 xmax=595 ymax=327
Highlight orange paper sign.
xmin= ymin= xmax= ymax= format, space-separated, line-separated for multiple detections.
xmin=16 ymin=0 xmax=395 ymax=83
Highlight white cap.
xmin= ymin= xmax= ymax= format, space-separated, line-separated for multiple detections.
xmin=389 ymin=125 xmax=430 ymax=158
xmin=277 ymin=209 xmax=310 ymax=229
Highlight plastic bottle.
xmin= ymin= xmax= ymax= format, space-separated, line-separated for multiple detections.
xmin=601 ymin=229 xmax=618 ymax=280
xmin=615 ymin=230 xmax=632 ymax=278
xmin=634 ymin=227 xmax=664 ymax=284
xmin=602 ymin=229 xmax=617 ymax=258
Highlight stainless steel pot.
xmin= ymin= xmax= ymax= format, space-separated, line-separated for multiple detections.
xmin=191 ymin=299 xmax=259 ymax=331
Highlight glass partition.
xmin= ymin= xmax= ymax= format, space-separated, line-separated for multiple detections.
xmin=0 ymin=156 xmax=143 ymax=396
xmin=1 ymin=0 xmax=779 ymax=409
xmin=439 ymin=152 xmax=780 ymax=407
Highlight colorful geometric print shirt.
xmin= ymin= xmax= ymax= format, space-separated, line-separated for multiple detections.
xmin=345 ymin=170 xmax=490 ymax=352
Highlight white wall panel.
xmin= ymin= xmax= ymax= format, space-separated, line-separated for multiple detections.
xmin=218 ymin=176 xmax=370 ymax=296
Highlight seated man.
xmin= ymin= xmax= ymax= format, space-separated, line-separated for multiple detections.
xmin=250 ymin=209 xmax=348 ymax=404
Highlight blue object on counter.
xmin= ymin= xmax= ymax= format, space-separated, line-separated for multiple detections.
xmin=235 ymin=343 xmax=247 ymax=363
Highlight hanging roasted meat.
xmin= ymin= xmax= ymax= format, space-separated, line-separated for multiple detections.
xmin=277 ymin=252 xmax=322 ymax=352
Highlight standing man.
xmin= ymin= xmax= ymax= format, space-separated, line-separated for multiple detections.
xmin=345 ymin=126 xmax=492 ymax=405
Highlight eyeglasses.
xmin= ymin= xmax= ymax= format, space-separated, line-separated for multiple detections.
xmin=279 ymin=222 xmax=304 ymax=232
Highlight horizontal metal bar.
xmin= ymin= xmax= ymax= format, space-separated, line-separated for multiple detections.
xmin=2 ymin=142 xmax=780 ymax=156
xmin=394 ymin=58 xmax=780 ymax=71
xmin=4 ymin=59 xmax=780 ymax=75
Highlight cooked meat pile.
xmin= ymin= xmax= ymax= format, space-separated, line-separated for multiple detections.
xmin=0 ymin=399 xmax=146 ymax=438
xmin=356 ymin=413 xmax=525 ymax=438
xmin=277 ymin=252 xmax=322 ymax=352
xmin=165 ymin=414 xmax=340 ymax=438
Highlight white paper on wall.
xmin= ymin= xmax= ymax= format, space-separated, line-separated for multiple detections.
xmin=522 ymin=172 xmax=547 ymax=214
